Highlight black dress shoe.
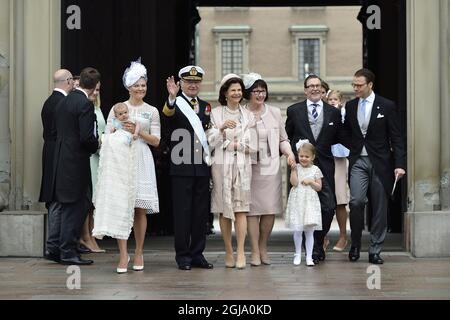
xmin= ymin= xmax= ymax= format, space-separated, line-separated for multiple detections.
xmin=60 ymin=256 xmax=94 ymax=265
xmin=77 ymin=245 xmax=91 ymax=254
xmin=312 ymin=248 xmax=325 ymax=264
xmin=348 ymin=246 xmax=360 ymax=262
xmin=178 ymin=264 xmax=191 ymax=270
xmin=44 ymin=251 xmax=60 ymax=263
xmin=192 ymin=259 xmax=214 ymax=269
xmin=317 ymin=248 xmax=326 ymax=261
xmin=369 ymin=254 xmax=384 ymax=264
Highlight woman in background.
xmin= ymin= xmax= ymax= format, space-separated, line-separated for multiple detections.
xmin=80 ymin=82 xmax=106 ymax=253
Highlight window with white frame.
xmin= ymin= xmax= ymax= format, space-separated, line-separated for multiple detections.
xmin=212 ymin=26 xmax=251 ymax=85
xmin=299 ymin=39 xmax=320 ymax=80
xmin=290 ymin=25 xmax=328 ymax=81
xmin=221 ymin=39 xmax=243 ymax=76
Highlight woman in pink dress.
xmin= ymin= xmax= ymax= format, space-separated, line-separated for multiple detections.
xmin=242 ymin=73 xmax=296 ymax=266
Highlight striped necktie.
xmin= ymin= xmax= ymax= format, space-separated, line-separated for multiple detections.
xmin=311 ymin=103 xmax=319 ymax=120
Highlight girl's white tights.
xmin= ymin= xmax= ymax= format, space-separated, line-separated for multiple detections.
xmin=294 ymin=229 xmax=314 ymax=259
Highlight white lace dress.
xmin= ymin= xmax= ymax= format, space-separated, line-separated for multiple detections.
xmin=285 ymin=164 xmax=323 ymax=231
xmin=92 ymin=102 xmax=160 ymax=240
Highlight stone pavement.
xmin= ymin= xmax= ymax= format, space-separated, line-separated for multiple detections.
xmin=1 ymin=226 xmax=450 ymax=300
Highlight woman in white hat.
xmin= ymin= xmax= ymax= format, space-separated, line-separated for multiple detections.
xmin=207 ymin=74 xmax=255 ymax=269
xmin=242 ymin=73 xmax=296 ymax=266
xmin=93 ymin=59 xmax=160 ymax=273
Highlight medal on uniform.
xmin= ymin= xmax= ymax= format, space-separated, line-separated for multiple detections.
xmin=205 ymin=104 xmax=211 ymax=116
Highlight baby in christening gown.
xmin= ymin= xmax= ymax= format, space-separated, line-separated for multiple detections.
xmin=92 ymin=102 xmax=139 ymax=241
xmin=111 ymin=102 xmax=140 ymax=146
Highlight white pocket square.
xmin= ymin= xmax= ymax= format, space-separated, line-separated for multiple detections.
xmin=377 ymin=113 xmax=384 ymax=119
xmin=329 ymin=122 xmax=334 ymax=125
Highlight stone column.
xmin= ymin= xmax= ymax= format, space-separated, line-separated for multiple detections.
xmin=440 ymin=0 xmax=450 ymax=210
xmin=406 ymin=0 xmax=441 ymax=212
xmin=0 ymin=0 xmax=10 ymax=211
xmin=405 ymin=0 xmax=450 ymax=257
xmin=9 ymin=0 xmax=61 ymax=210
xmin=8 ymin=0 xmax=25 ymax=210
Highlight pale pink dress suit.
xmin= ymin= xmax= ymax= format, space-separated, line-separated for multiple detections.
xmin=246 ymin=104 xmax=292 ymax=216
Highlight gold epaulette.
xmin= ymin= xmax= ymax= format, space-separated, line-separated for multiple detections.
xmin=163 ymin=103 xmax=175 ymax=117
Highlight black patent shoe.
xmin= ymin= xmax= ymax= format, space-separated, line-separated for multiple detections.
xmin=348 ymin=246 xmax=360 ymax=262
xmin=369 ymin=253 xmax=384 ymax=264
xmin=60 ymin=256 xmax=93 ymax=265
xmin=44 ymin=251 xmax=60 ymax=263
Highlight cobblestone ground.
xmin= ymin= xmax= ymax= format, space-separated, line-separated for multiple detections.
xmin=1 ymin=228 xmax=449 ymax=300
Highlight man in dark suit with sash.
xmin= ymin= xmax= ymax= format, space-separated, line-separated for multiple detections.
xmin=49 ymin=67 xmax=100 ymax=265
xmin=163 ymin=66 xmax=213 ymax=270
xmin=286 ymin=74 xmax=343 ymax=264
xmin=344 ymin=68 xmax=406 ymax=264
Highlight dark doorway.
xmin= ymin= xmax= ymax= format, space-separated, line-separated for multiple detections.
xmin=61 ymin=0 xmax=407 ymax=236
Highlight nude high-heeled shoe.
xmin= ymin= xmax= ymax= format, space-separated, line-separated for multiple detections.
xmin=236 ymin=254 xmax=246 ymax=270
xmin=225 ymin=253 xmax=235 ymax=268
xmin=250 ymin=253 xmax=261 ymax=267
xmin=116 ymin=255 xmax=130 ymax=274
xmin=260 ymin=251 xmax=271 ymax=265
xmin=333 ymin=239 xmax=348 ymax=252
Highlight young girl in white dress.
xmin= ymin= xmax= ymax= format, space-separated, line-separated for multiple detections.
xmin=285 ymin=139 xmax=323 ymax=266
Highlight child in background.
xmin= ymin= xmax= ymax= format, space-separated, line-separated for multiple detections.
xmin=328 ymin=90 xmax=350 ymax=252
xmin=285 ymin=140 xmax=323 ymax=266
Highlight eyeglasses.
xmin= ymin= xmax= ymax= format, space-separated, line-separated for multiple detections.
xmin=351 ymin=83 xmax=367 ymax=89
xmin=251 ymin=90 xmax=267 ymax=96
xmin=305 ymin=84 xmax=321 ymax=89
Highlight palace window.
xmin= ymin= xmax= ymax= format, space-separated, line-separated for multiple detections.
xmin=212 ymin=26 xmax=252 ymax=87
xmin=290 ymin=25 xmax=328 ymax=81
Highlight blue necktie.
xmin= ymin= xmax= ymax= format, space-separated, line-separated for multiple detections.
xmin=358 ymin=99 xmax=368 ymax=133
xmin=311 ymin=103 xmax=318 ymax=120
xmin=359 ymin=99 xmax=366 ymax=118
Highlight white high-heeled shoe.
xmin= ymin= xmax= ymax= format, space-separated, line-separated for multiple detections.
xmin=133 ymin=254 xmax=144 ymax=271
xmin=116 ymin=256 xmax=130 ymax=274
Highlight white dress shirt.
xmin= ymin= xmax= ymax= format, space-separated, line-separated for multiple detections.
xmin=306 ymin=99 xmax=323 ymax=118
xmin=54 ymin=88 xmax=68 ymax=96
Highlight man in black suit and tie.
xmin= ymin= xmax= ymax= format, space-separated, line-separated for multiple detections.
xmin=344 ymin=68 xmax=406 ymax=264
xmin=286 ymin=74 xmax=343 ymax=264
xmin=48 ymin=67 xmax=101 ymax=265
xmin=162 ymin=65 xmax=213 ymax=271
